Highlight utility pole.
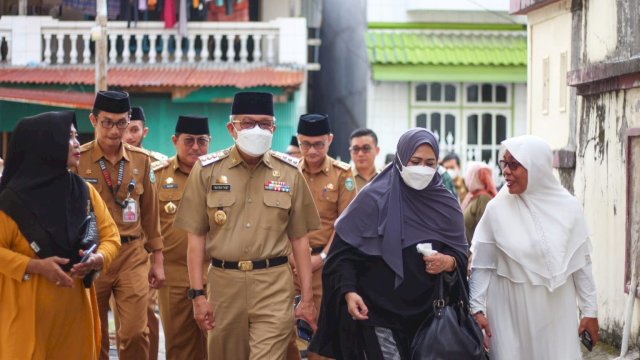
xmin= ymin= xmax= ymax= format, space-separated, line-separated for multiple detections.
xmin=94 ymin=0 xmax=108 ymax=92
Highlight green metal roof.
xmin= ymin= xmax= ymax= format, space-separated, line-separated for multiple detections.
xmin=366 ymin=30 xmax=527 ymax=82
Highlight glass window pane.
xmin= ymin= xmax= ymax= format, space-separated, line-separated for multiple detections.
xmin=496 ymin=85 xmax=507 ymax=103
xmin=416 ymin=113 xmax=427 ymax=128
xmin=482 ymin=113 xmax=493 ymax=145
xmin=431 ymin=113 xmax=441 ymax=138
xmin=482 ymin=84 xmax=493 ymax=103
xmin=430 ymin=83 xmax=442 ymax=101
xmin=467 ymin=85 xmax=478 ymax=102
xmin=445 ymin=114 xmax=456 ymax=145
xmin=416 ymin=84 xmax=427 ymax=102
xmin=467 ymin=114 xmax=478 ymax=145
xmin=444 ymin=84 xmax=456 ymax=102
xmin=496 ymin=115 xmax=507 ymax=143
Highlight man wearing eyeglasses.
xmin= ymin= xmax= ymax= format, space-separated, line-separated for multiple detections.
xmin=72 ymin=90 xmax=165 ymax=360
xmin=349 ymin=128 xmax=381 ymax=190
xmin=151 ymin=115 xmax=210 ymax=360
xmin=286 ymin=113 xmax=358 ymax=360
xmin=173 ymin=92 xmax=321 ymax=360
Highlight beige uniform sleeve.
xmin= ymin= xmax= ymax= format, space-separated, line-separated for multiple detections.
xmin=337 ymin=170 xmax=358 ymax=215
xmin=173 ymin=161 xmax=210 ymax=236
xmin=287 ymin=170 xmax=321 ymax=239
xmin=139 ymin=156 xmax=164 ymax=251
xmin=89 ymin=184 xmax=121 ymax=272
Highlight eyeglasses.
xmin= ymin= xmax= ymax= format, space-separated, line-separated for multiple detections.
xmin=100 ymin=120 xmax=129 ymax=129
xmin=499 ymin=160 xmax=523 ymax=171
xmin=349 ymin=145 xmax=372 ymax=154
xmin=299 ymin=141 xmax=326 ymax=151
xmin=232 ymin=120 xmax=274 ymax=130
xmin=182 ymin=136 xmax=210 ymax=147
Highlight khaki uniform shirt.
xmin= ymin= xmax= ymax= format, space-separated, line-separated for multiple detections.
xmin=153 ymin=156 xmax=203 ymax=286
xmin=299 ymin=156 xmax=357 ymax=248
xmin=352 ymin=166 xmax=380 ymax=191
xmin=73 ymin=140 xmax=164 ymax=251
xmin=173 ymin=146 xmax=321 ymax=261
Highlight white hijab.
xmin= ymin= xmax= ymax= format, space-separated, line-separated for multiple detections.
xmin=470 ymin=135 xmax=591 ymax=291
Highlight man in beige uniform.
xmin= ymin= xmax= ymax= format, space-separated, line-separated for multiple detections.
xmin=173 ymin=91 xmax=321 ymax=360
xmin=349 ymin=128 xmax=381 ymax=190
xmin=152 ymin=115 xmax=210 ymax=360
xmin=286 ymin=113 xmax=358 ymax=360
xmin=120 ymin=105 xmax=163 ymax=360
xmin=72 ymin=91 xmax=165 ymax=360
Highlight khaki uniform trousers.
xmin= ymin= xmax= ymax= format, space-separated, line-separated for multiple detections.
xmin=287 ymin=269 xmax=328 ymax=360
xmin=95 ymin=239 xmax=150 ymax=360
xmin=158 ymin=284 xmax=207 ymax=360
xmin=208 ymin=264 xmax=295 ymax=360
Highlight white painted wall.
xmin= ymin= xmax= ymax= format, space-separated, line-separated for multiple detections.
xmin=513 ymin=83 xmax=528 ymax=136
xmin=260 ymin=0 xmax=292 ymax=21
xmin=366 ymin=80 xmax=410 ymax=168
xmin=525 ymin=0 xmax=572 ymax=150
xmin=584 ymin=0 xmax=618 ymax=63
xmin=573 ymin=87 xmax=640 ymax=342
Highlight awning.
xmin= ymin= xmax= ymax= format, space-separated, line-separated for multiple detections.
xmin=0 ymin=87 xmax=94 ymax=109
xmin=366 ymin=29 xmax=527 ymax=83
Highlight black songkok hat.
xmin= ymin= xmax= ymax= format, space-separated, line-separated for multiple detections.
xmin=175 ymin=115 xmax=210 ymax=135
xmin=289 ymin=136 xmax=299 ymax=147
xmin=93 ymin=90 xmax=131 ymax=113
xmin=231 ymin=92 xmax=274 ymax=116
xmin=130 ymin=107 xmax=145 ymax=122
xmin=297 ymin=113 xmax=330 ymax=136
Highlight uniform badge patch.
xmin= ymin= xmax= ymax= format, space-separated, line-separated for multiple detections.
xmin=149 ymin=169 xmax=156 ymax=184
xmin=84 ymin=178 xmax=98 ymax=184
xmin=264 ymin=180 xmax=290 ymax=193
xmin=345 ymin=177 xmax=355 ymax=191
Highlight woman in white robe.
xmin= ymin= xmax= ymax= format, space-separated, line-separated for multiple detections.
xmin=469 ymin=135 xmax=599 ymax=360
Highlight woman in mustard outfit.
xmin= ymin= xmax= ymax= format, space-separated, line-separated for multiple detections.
xmin=0 ymin=111 xmax=121 ymax=360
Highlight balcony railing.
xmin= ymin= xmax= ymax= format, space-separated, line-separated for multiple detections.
xmin=0 ymin=16 xmax=308 ymax=67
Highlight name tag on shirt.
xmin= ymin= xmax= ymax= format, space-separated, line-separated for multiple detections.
xmin=211 ymin=184 xmax=231 ymax=191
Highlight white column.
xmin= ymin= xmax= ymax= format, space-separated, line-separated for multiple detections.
xmin=43 ymin=33 xmax=52 ymax=64
xmin=109 ymin=34 xmax=117 ymax=63
xmin=265 ymin=34 xmax=275 ymax=64
xmin=274 ymin=18 xmax=307 ymax=66
xmin=200 ymin=34 xmax=210 ymax=62
xmin=122 ymin=34 xmax=131 ymax=64
xmin=238 ymin=34 xmax=248 ymax=63
xmin=54 ymin=34 xmax=64 ymax=64
xmin=134 ymin=34 xmax=143 ymax=63
xmin=161 ymin=34 xmax=170 ymax=63
xmin=252 ymin=34 xmax=262 ymax=63
xmin=174 ymin=36 xmax=183 ymax=63
xmin=228 ymin=33 xmax=238 ymax=62
xmin=187 ymin=34 xmax=196 ymax=63
xmin=148 ymin=34 xmax=157 ymax=64
xmin=83 ymin=35 xmax=91 ymax=64
xmin=69 ymin=34 xmax=79 ymax=64
xmin=4 ymin=36 xmax=11 ymax=63
xmin=213 ymin=34 xmax=222 ymax=62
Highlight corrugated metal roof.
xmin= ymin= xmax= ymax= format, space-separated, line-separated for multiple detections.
xmin=0 ymin=65 xmax=304 ymax=88
xmin=366 ymin=30 xmax=527 ymax=67
xmin=0 ymin=87 xmax=94 ymax=109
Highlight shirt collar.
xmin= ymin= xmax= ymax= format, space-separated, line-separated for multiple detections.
xmin=227 ymin=146 xmax=273 ymax=170
xmin=300 ymin=155 xmax=331 ymax=175
xmin=91 ymin=141 xmax=129 ymax=163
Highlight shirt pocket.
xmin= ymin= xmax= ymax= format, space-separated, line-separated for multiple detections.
xmin=206 ymin=192 xmax=236 ymax=228
xmin=261 ymin=191 xmax=292 ymax=230
xmin=322 ymin=187 xmax=339 ymax=203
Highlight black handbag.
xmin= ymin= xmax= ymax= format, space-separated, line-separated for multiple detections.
xmin=79 ymin=198 xmax=100 ymax=288
xmin=410 ymin=268 xmax=487 ymax=360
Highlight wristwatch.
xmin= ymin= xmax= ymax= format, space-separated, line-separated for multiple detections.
xmin=187 ymin=288 xmax=205 ymax=300
xmin=319 ymin=251 xmax=327 ymax=264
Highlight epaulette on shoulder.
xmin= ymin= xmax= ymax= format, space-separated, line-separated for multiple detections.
xmin=332 ymin=159 xmax=351 ymax=171
xmin=199 ymin=149 xmax=230 ymax=167
xmin=79 ymin=141 xmax=94 ymax=152
xmin=125 ymin=144 xmax=150 ymax=156
xmin=149 ymin=150 xmax=168 ymax=161
xmin=270 ymin=150 xmax=300 ymax=168
xmin=151 ymin=159 xmax=170 ymax=172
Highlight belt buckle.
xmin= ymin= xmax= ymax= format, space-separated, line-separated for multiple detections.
xmin=238 ymin=260 xmax=253 ymax=271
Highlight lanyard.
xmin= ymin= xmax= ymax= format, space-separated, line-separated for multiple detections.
xmin=98 ymin=159 xmax=126 ymax=207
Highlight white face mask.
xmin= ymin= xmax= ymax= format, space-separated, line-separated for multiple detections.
xmin=396 ymin=155 xmax=436 ymax=190
xmin=446 ymin=168 xmax=459 ymax=179
xmin=235 ymin=126 xmax=273 ymax=157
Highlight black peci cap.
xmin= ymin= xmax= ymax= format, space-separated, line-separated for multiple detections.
xmin=93 ymin=90 xmax=131 ymax=114
xmin=231 ymin=92 xmax=274 ymax=116
xmin=130 ymin=106 xmax=145 ymax=122
xmin=175 ymin=115 xmax=210 ymax=135
xmin=297 ymin=113 xmax=330 ymax=136
xmin=289 ymin=135 xmax=299 ymax=147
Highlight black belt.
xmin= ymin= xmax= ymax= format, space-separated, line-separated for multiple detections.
xmin=310 ymin=246 xmax=324 ymax=255
xmin=120 ymin=236 xmax=139 ymax=244
xmin=211 ymin=256 xmax=288 ymax=271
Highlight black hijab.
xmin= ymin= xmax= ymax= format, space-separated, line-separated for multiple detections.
xmin=0 ymin=111 xmax=89 ymax=262
xmin=334 ymin=128 xmax=468 ymax=286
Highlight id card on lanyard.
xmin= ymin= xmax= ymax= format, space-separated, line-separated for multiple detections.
xmin=98 ymin=158 xmax=138 ymax=223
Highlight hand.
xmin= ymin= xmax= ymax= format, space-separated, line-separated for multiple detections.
xmin=148 ymin=250 xmax=166 ymax=289
xmin=192 ymin=296 xmax=215 ymax=331
xmin=27 ymin=257 xmax=74 ymax=288
xmin=310 ymin=254 xmax=324 ymax=273
xmin=423 ymin=253 xmax=455 ymax=274
xmin=288 ymin=254 xmax=298 ymax=276
xmin=70 ymin=249 xmax=104 ymax=278
xmin=578 ymin=316 xmax=599 ymax=346
xmin=294 ymin=299 xmax=318 ymax=332
xmin=473 ymin=312 xmax=492 ymax=351
xmin=345 ymin=292 xmax=369 ymax=321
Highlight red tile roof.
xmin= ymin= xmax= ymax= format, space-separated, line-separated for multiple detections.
xmin=0 ymin=87 xmax=94 ymax=109
xmin=0 ymin=65 xmax=304 ymax=88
